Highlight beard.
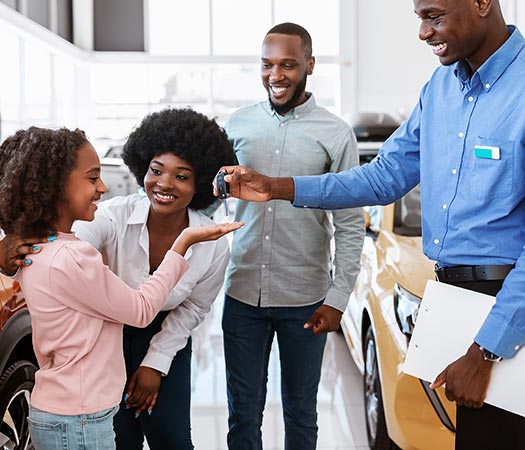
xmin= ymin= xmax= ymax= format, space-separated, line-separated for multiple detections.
xmin=268 ymin=72 xmax=308 ymax=115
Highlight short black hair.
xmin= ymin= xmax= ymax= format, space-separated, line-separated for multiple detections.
xmin=122 ymin=108 xmax=236 ymax=210
xmin=0 ymin=127 xmax=88 ymax=235
xmin=266 ymin=22 xmax=313 ymax=58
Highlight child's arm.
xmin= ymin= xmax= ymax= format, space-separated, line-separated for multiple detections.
xmin=48 ymin=223 xmax=242 ymax=327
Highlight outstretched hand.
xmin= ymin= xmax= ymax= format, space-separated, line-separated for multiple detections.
xmin=430 ymin=342 xmax=493 ymax=409
xmin=0 ymin=233 xmax=45 ymax=275
xmin=304 ymin=304 xmax=343 ymax=335
xmin=171 ymin=222 xmax=244 ymax=256
xmin=213 ymin=166 xmax=279 ymax=202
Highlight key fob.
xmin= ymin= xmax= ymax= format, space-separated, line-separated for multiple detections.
xmin=216 ymin=171 xmax=230 ymax=199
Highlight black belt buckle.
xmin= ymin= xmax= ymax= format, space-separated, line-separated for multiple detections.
xmin=434 ymin=264 xmax=514 ymax=283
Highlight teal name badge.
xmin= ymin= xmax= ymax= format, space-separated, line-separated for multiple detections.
xmin=474 ymin=145 xmax=500 ymax=160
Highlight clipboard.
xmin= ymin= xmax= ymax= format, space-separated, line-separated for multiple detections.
xmin=403 ymin=280 xmax=525 ymax=417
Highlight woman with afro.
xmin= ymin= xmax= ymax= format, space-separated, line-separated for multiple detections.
xmin=1 ymin=108 xmax=238 ymax=450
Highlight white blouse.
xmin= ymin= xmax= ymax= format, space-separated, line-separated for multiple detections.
xmin=73 ymin=193 xmax=230 ymax=375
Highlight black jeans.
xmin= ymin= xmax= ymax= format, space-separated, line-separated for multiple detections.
xmin=444 ymin=280 xmax=525 ymax=450
xmin=113 ymin=311 xmax=194 ymax=450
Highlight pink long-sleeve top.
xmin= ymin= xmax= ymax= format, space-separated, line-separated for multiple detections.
xmin=17 ymin=232 xmax=189 ymax=415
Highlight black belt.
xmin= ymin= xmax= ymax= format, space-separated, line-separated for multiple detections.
xmin=434 ymin=264 xmax=514 ymax=283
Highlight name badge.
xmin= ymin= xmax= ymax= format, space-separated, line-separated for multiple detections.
xmin=474 ymin=145 xmax=500 ymax=160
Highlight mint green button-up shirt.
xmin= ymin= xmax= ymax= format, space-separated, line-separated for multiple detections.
xmin=224 ymin=94 xmax=364 ymax=312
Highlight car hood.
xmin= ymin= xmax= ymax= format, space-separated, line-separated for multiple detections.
xmin=379 ymin=232 xmax=435 ymax=298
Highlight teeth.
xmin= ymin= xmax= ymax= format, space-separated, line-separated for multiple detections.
xmin=156 ymin=193 xmax=175 ymax=200
xmin=432 ymin=43 xmax=446 ymax=52
xmin=271 ymin=86 xmax=286 ymax=94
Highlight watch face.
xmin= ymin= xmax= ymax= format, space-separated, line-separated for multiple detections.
xmin=480 ymin=346 xmax=502 ymax=362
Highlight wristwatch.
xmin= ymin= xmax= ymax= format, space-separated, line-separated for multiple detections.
xmin=478 ymin=345 xmax=503 ymax=362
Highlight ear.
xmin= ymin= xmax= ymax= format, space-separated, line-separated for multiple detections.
xmin=307 ymin=56 xmax=315 ymax=75
xmin=476 ymin=0 xmax=492 ymax=18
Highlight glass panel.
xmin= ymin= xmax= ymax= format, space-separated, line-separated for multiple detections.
xmin=274 ymin=0 xmax=339 ymax=56
xmin=212 ymin=0 xmax=271 ymax=55
xmin=54 ymin=57 xmax=76 ymax=128
xmin=0 ymin=29 xmax=20 ymax=141
xmin=25 ymin=41 xmax=52 ymax=127
xmin=148 ymin=0 xmax=210 ymax=55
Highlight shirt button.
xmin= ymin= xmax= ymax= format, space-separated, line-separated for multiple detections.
xmin=261 ymin=264 xmax=266 ymax=269
xmin=458 ymin=132 xmax=464 ymax=138
xmin=275 ymin=149 xmax=280 ymax=154
xmin=265 ymin=235 xmax=270 ymax=240
xmin=452 ymin=169 xmax=457 ymax=175
xmin=468 ymin=96 xmax=474 ymax=102
xmin=279 ymin=123 xmax=285 ymax=128
xmin=515 ymin=345 xmax=520 ymax=351
xmin=267 ymin=207 xmax=272 ymax=212
xmin=442 ymin=204 xmax=447 ymax=209
xmin=294 ymin=115 xmax=299 ymax=119
xmin=485 ymin=83 xmax=491 ymax=89
xmin=434 ymin=239 xmax=440 ymax=244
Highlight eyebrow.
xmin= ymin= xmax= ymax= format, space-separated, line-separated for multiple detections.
xmin=86 ymin=167 xmax=101 ymax=174
xmin=150 ymin=159 xmax=194 ymax=172
xmin=415 ymin=7 xmax=444 ymax=16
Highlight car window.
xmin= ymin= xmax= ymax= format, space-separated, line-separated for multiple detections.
xmin=394 ymin=185 xmax=421 ymax=237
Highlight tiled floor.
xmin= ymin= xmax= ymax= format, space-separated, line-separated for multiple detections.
xmin=185 ymin=294 xmax=369 ymax=450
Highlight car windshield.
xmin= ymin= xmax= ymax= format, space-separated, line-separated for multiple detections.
xmin=394 ymin=185 xmax=421 ymax=237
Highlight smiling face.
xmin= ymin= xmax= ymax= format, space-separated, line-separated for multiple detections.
xmin=143 ymin=152 xmax=196 ymax=219
xmin=415 ymin=0 xmax=491 ymax=73
xmin=261 ymin=33 xmax=314 ymax=115
xmin=56 ymin=142 xmax=107 ymax=231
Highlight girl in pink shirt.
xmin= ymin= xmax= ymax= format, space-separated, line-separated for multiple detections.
xmin=0 ymin=127 xmax=241 ymax=450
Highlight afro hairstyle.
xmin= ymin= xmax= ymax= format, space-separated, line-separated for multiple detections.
xmin=122 ymin=108 xmax=236 ymax=210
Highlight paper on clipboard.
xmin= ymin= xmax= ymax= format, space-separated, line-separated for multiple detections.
xmin=403 ymin=280 xmax=525 ymax=417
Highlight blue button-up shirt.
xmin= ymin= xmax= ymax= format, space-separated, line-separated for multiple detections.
xmin=293 ymin=26 xmax=525 ymax=359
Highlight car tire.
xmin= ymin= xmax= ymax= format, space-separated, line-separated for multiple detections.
xmin=0 ymin=360 xmax=37 ymax=450
xmin=363 ymin=326 xmax=400 ymax=450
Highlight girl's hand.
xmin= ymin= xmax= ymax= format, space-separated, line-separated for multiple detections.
xmin=171 ymin=222 xmax=243 ymax=256
xmin=124 ymin=366 xmax=162 ymax=418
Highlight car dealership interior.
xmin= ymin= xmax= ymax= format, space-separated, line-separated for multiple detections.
xmin=1 ymin=1 xmax=525 ymax=450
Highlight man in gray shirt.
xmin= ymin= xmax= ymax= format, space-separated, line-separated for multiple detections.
xmin=222 ymin=22 xmax=364 ymax=450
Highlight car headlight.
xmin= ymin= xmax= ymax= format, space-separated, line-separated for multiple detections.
xmin=394 ymin=283 xmax=421 ymax=337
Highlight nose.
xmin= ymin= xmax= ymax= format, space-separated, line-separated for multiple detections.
xmin=98 ymin=178 xmax=108 ymax=194
xmin=418 ymin=20 xmax=434 ymax=41
xmin=156 ymin=173 xmax=174 ymax=190
xmin=269 ymin=66 xmax=284 ymax=82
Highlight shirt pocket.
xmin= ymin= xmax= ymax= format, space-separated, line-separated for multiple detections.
xmin=469 ymin=137 xmax=514 ymax=201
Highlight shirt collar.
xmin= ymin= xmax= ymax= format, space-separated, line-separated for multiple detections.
xmin=454 ymin=25 xmax=524 ymax=91
xmin=263 ymin=92 xmax=317 ymax=119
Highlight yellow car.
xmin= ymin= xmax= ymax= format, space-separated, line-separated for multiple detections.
xmin=341 ymin=185 xmax=456 ymax=450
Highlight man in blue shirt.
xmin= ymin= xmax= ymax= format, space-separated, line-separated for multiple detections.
xmin=217 ymin=0 xmax=525 ymax=448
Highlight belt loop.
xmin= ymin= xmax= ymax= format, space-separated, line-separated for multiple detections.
xmin=471 ymin=266 xmax=477 ymax=282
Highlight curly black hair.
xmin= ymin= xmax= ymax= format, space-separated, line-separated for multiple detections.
xmin=122 ymin=108 xmax=236 ymax=210
xmin=0 ymin=127 xmax=87 ymax=236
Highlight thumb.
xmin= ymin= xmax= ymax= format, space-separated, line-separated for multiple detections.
xmin=304 ymin=311 xmax=320 ymax=329
xmin=430 ymin=370 xmax=446 ymax=389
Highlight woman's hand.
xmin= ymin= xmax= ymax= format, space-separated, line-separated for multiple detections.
xmin=171 ymin=222 xmax=243 ymax=256
xmin=124 ymin=366 xmax=162 ymax=417
xmin=0 ymin=233 xmax=45 ymax=275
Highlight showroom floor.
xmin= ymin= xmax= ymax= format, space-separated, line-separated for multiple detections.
xmin=148 ymin=293 xmax=370 ymax=450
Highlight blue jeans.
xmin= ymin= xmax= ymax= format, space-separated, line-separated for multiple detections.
xmin=28 ymin=405 xmax=119 ymax=450
xmin=113 ymin=311 xmax=193 ymax=450
xmin=222 ymin=295 xmax=327 ymax=450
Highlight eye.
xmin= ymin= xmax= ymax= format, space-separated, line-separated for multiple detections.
xmin=283 ymin=64 xmax=295 ymax=70
xmin=150 ymin=167 xmax=161 ymax=176
xmin=262 ymin=64 xmax=272 ymax=69
xmin=89 ymin=176 xmax=100 ymax=183
xmin=176 ymin=174 xmax=189 ymax=181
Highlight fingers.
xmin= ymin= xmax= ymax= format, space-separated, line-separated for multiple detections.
xmin=430 ymin=370 xmax=446 ymax=390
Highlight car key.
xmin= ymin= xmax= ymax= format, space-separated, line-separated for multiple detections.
xmin=216 ymin=171 xmax=230 ymax=216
